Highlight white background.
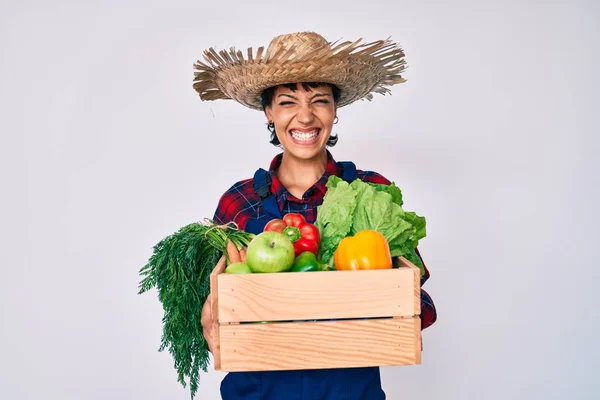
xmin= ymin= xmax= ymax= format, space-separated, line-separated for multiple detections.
xmin=1 ymin=0 xmax=598 ymax=399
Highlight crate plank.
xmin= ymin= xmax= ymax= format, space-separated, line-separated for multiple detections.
xmin=210 ymin=257 xmax=227 ymax=323
xmin=209 ymin=257 xmax=227 ymax=370
xmin=397 ymin=257 xmax=422 ymax=315
xmin=217 ymin=317 xmax=421 ymax=372
xmin=216 ymin=267 xmax=418 ymax=323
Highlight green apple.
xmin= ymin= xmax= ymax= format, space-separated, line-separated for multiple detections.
xmin=225 ymin=262 xmax=253 ymax=274
xmin=245 ymin=231 xmax=295 ymax=273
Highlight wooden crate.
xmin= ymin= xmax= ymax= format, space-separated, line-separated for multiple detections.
xmin=209 ymin=255 xmax=421 ymax=372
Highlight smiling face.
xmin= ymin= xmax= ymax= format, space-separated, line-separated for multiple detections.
xmin=264 ymin=83 xmax=338 ymax=161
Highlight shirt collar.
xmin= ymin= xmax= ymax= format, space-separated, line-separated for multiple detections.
xmin=268 ymin=150 xmax=341 ymax=199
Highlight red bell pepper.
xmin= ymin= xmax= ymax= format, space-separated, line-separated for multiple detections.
xmin=264 ymin=213 xmax=320 ymax=257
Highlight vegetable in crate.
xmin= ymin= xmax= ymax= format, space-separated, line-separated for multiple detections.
xmin=264 ymin=213 xmax=320 ymax=257
xmin=334 ymin=229 xmax=392 ymax=270
xmin=315 ymin=176 xmax=427 ymax=276
xmin=137 ymin=220 xmax=255 ymax=399
xmin=290 ymin=251 xmax=329 ymax=272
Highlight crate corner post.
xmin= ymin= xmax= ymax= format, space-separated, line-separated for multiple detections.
xmin=210 ymin=256 xmax=227 ymax=370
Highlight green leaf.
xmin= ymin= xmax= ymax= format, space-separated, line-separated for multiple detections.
xmin=371 ymin=181 xmax=403 ymax=206
xmin=315 ymin=176 xmax=358 ymax=263
xmin=403 ymin=211 xmax=427 ymax=245
xmin=350 ymin=180 xmax=414 ymax=248
xmin=138 ymin=221 xmax=255 ymax=399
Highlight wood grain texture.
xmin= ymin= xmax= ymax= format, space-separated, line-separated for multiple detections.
xmin=397 ymin=256 xmax=422 ymax=316
xmin=216 ymin=266 xmax=418 ymax=323
xmin=217 ymin=317 xmax=421 ymax=372
xmin=209 ymin=256 xmax=227 ymax=369
xmin=210 ymin=257 xmax=227 ymax=322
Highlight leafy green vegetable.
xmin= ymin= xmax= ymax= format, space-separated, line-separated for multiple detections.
xmin=138 ymin=221 xmax=255 ymax=399
xmin=313 ymin=177 xmax=357 ymax=265
xmin=371 ymin=181 xmax=403 ymax=206
xmin=315 ymin=176 xmax=427 ymax=275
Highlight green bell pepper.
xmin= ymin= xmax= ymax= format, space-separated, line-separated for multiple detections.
xmin=290 ymin=251 xmax=329 ymax=272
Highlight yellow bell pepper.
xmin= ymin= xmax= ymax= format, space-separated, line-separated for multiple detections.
xmin=333 ymin=230 xmax=392 ymax=270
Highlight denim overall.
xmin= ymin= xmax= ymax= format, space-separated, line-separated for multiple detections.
xmin=220 ymin=162 xmax=386 ymax=400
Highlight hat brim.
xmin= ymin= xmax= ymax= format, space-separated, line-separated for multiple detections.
xmin=192 ymin=37 xmax=407 ymax=111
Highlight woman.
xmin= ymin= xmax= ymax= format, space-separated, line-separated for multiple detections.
xmin=194 ymin=31 xmax=437 ymax=400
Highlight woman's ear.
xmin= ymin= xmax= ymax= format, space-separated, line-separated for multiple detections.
xmin=264 ymin=107 xmax=273 ymax=123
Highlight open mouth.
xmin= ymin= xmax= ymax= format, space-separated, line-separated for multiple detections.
xmin=289 ymin=129 xmax=320 ymax=144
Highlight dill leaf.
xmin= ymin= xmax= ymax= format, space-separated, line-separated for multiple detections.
xmin=138 ymin=221 xmax=254 ymax=398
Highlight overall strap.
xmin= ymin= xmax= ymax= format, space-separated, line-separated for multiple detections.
xmin=251 ymin=168 xmax=282 ymax=220
xmin=252 ymin=168 xmax=272 ymax=200
xmin=251 ymin=161 xmax=356 ymax=223
xmin=339 ymin=161 xmax=358 ymax=183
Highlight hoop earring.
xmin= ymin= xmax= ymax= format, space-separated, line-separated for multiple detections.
xmin=333 ymin=116 xmax=339 ymax=124
xmin=267 ymin=121 xmax=275 ymax=133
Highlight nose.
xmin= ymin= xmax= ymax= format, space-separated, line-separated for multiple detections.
xmin=296 ymin=102 xmax=315 ymax=125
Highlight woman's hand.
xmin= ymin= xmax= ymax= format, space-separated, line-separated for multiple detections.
xmin=201 ymin=293 xmax=215 ymax=354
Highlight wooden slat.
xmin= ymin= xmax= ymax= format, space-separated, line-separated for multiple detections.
xmin=210 ymin=257 xmax=227 ymax=322
xmin=209 ymin=257 xmax=227 ymax=369
xmin=216 ymin=267 xmax=418 ymax=323
xmin=397 ymin=256 xmax=422 ymax=316
xmin=217 ymin=317 xmax=421 ymax=372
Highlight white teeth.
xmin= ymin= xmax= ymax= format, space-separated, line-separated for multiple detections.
xmin=291 ymin=130 xmax=318 ymax=141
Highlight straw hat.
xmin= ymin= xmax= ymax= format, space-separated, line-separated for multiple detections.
xmin=192 ymin=31 xmax=407 ymax=111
